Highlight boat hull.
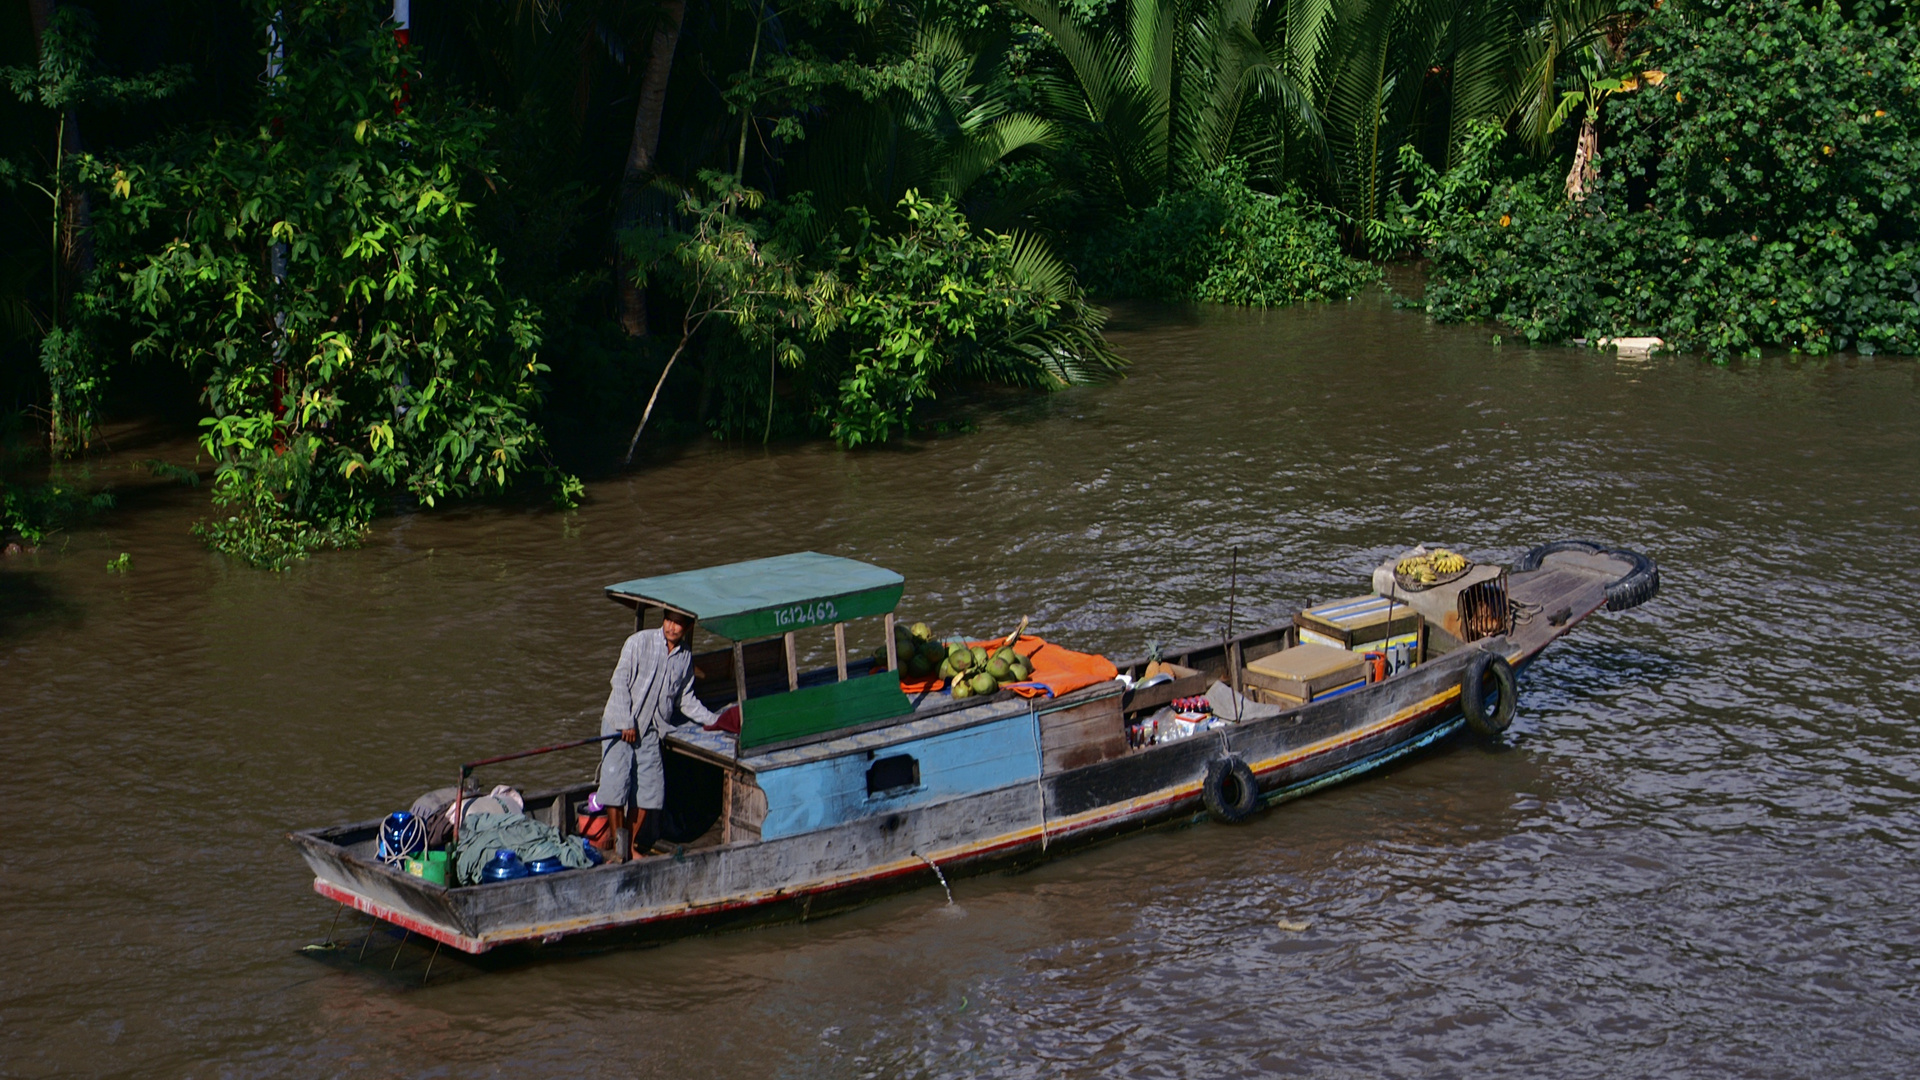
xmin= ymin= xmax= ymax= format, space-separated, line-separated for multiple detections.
xmin=293 ymin=541 xmax=1643 ymax=957
xmin=293 ymin=636 xmax=1504 ymax=955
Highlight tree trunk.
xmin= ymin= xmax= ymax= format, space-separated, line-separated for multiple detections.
xmin=27 ymin=0 xmax=97 ymax=302
xmin=29 ymin=0 xmax=95 ymax=459
xmin=616 ymin=0 xmax=687 ymax=338
xmin=1565 ymin=115 xmax=1599 ymax=202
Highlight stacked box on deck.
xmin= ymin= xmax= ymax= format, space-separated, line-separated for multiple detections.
xmin=1243 ymin=643 xmax=1368 ymax=707
xmin=1294 ymin=594 xmax=1422 ymax=658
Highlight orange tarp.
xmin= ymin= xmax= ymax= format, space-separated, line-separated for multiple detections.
xmin=896 ymin=636 xmax=1118 ymax=700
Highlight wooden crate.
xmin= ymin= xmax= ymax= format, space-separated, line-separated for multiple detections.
xmin=1293 ymin=594 xmax=1422 ymax=649
xmin=1250 ymin=678 xmax=1365 ymax=707
xmin=1243 ymin=643 xmax=1367 ymax=701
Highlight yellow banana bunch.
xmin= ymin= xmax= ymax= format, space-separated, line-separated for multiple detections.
xmin=1396 ymin=548 xmax=1468 ymax=584
xmin=1396 ymin=554 xmax=1438 ymax=583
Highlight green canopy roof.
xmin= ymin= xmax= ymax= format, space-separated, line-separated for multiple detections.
xmin=605 ymin=551 xmax=904 ymax=642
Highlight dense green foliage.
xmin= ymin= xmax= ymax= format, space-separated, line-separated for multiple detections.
xmin=79 ymin=2 xmax=571 ymax=566
xmin=826 ymin=192 xmax=1123 ymax=444
xmin=1 ymin=470 xmax=112 ymax=546
xmin=6 ymin=0 xmax=1920 ymax=563
xmin=1085 ymin=161 xmax=1379 ymax=304
xmin=1416 ymin=1 xmax=1920 ymax=357
xmin=637 ymin=178 xmax=1122 ymax=448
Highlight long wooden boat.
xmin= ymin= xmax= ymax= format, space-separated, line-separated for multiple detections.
xmin=290 ymin=539 xmax=1657 ymax=957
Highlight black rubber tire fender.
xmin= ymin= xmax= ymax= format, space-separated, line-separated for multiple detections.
xmin=1512 ymin=539 xmax=1660 ymax=613
xmin=1202 ymin=756 xmax=1263 ymax=824
xmin=1600 ymin=546 xmax=1659 ymax=612
xmin=1460 ymin=651 xmax=1517 ymax=737
xmin=1511 ymin=538 xmax=1609 ymax=573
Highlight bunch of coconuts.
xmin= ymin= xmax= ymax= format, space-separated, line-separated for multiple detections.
xmin=889 ymin=621 xmax=1033 ymax=698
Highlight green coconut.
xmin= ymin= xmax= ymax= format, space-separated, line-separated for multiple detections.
xmin=986 ymin=657 xmax=1011 ymax=679
xmin=1010 ymin=660 xmax=1032 ymax=681
xmin=970 ymin=672 xmax=998 ymax=695
xmin=910 ymin=621 xmax=932 ymax=641
xmin=969 ymin=645 xmax=989 ymax=666
xmin=995 ymin=647 xmax=1018 ymax=665
xmin=948 ymin=642 xmax=973 ymax=665
xmin=951 ymin=679 xmax=974 ymax=699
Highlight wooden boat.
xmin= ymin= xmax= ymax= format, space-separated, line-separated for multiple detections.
xmin=290 ymin=540 xmax=1657 ymax=956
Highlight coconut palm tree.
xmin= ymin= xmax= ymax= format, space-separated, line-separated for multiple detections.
xmin=775 ymin=20 xmax=1064 ymax=242
xmin=1012 ymin=0 xmax=1323 ymax=208
xmin=1011 ymin=0 xmax=1607 ymax=230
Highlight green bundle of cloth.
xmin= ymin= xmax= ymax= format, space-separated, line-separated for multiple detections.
xmin=451 ymin=811 xmax=594 ymax=885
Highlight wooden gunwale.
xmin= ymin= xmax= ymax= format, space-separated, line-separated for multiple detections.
xmin=292 ymin=554 xmax=1622 ymax=957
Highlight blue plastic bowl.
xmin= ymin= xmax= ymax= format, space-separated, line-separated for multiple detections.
xmin=527 ymin=856 xmax=567 ymax=876
xmin=578 ymin=837 xmax=605 ymax=866
xmin=480 ymin=849 xmax=529 ymax=883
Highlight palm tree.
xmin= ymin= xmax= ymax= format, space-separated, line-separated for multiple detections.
xmin=1013 ymin=0 xmax=1322 ymax=208
xmin=1011 ymin=0 xmax=1616 ymax=231
xmin=776 ymin=20 xmax=1065 ymax=242
xmin=1506 ymin=0 xmax=1643 ymax=199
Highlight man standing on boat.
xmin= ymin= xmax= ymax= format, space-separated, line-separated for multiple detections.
xmin=599 ymin=609 xmax=720 ymax=862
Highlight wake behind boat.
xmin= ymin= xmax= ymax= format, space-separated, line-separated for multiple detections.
xmin=290 ymin=539 xmax=1657 ymax=957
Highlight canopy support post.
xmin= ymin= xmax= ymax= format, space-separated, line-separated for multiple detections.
xmin=884 ymin=613 xmax=898 ymax=672
xmin=833 ymin=623 xmax=848 ymax=681
xmin=783 ymin=632 xmax=798 ymax=691
xmin=732 ymin=640 xmax=747 ymax=705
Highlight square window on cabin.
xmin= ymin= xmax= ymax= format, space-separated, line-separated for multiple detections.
xmin=866 ymin=754 xmax=919 ymax=796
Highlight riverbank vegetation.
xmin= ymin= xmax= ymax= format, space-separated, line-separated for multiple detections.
xmin=2 ymin=0 xmax=1916 ymax=561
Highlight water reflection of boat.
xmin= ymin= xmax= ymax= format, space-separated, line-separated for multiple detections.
xmin=289 ymin=541 xmax=1657 ymax=957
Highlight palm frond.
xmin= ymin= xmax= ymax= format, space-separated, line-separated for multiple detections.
xmin=935 ymin=113 xmax=1061 ymax=197
xmin=999 ymin=229 xmax=1127 ymax=383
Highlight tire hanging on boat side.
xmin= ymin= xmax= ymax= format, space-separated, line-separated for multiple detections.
xmin=1202 ymin=756 xmax=1263 ymax=823
xmin=1460 ymin=651 xmax=1517 ymax=736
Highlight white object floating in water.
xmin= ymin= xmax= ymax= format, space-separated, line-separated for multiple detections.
xmin=1597 ymin=335 xmax=1666 ymax=357
xmin=1275 ymin=918 xmax=1313 ymax=932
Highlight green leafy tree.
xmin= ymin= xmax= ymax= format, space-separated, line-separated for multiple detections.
xmin=637 ymin=180 xmax=1124 ymax=449
xmin=1087 ymin=159 xmax=1379 ymax=303
xmin=820 ymin=190 xmax=1124 ymax=446
xmin=623 ymin=174 xmax=823 ymax=459
xmin=1 ymin=6 xmax=185 ymax=455
xmin=83 ymin=0 xmax=572 ymax=567
xmin=1417 ymin=1 xmax=1920 ymax=358
xmin=756 ymin=17 xmax=1065 ymax=242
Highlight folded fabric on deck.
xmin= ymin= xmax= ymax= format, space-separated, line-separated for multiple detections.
xmin=986 ymin=636 xmax=1119 ymax=700
xmin=452 ymin=811 xmax=592 ymax=885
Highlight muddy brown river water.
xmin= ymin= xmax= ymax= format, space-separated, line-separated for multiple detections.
xmin=3 ymin=294 xmax=1919 ymax=1077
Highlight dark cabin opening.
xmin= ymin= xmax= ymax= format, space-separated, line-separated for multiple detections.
xmin=866 ymin=754 xmax=919 ymax=796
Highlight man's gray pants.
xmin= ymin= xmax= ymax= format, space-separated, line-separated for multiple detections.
xmin=598 ymin=726 xmax=666 ymax=810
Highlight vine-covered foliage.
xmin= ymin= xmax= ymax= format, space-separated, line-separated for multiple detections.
xmin=1 ymin=472 xmax=113 ymax=546
xmin=641 ymin=180 xmax=1124 ymax=449
xmin=1418 ymin=1 xmax=1920 ymax=357
xmin=1084 ymin=162 xmax=1380 ymax=305
xmin=83 ymin=1 xmax=574 ymax=567
xmin=824 ymin=192 xmax=1124 ymax=445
